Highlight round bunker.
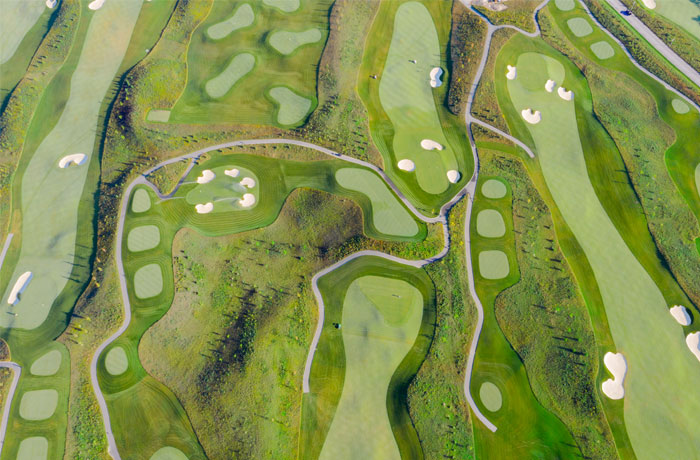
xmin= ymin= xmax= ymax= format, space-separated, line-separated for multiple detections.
xmin=105 ymin=346 xmax=129 ymax=375
xmin=671 ymin=98 xmax=690 ymax=114
xmin=263 ymin=0 xmax=299 ymax=13
xmin=19 ymin=389 xmax=58 ymax=421
xmin=269 ymin=86 xmax=312 ymax=126
xmin=420 ymin=139 xmax=443 ymax=150
xmin=30 ymin=349 xmax=62 ymax=376
xmin=58 ymin=153 xmax=87 ymax=168
xmin=555 ymin=0 xmax=575 ymax=10
xmin=269 ymin=28 xmax=322 ymax=55
xmin=601 ymin=351 xmax=627 ymax=400
xmin=567 ymin=17 xmax=593 ymax=37
xmin=481 ymin=179 xmax=507 ymax=199
xmin=397 ymin=159 xmax=415 ymax=172
xmin=479 ymin=382 xmax=502 ymax=412
xmin=17 ymin=437 xmax=48 ymax=460
xmin=150 ymin=446 xmax=189 ymax=460
xmin=478 ymin=250 xmax=510 ymax=280
xmin=205 ymin=53 xmax=255 ymax=99
xmin=670 ymin=305 xmax=692 ymax=326
xmin=127 ymin=225 xmax=161 ymax=252
xmin=590 ymin=41 xmax=615 ymax=60
xmin=557 ymin=86 xmax=574 ymax=101
xmin=476 ymin=209 xmax=506 ymax=238
xmin=206 ymin=3 xmax=255 ymax=40
xmin=133 ymin=264 xmax=163 ymax=299
xmin=131 ymin=189 xmax=151 ymax=213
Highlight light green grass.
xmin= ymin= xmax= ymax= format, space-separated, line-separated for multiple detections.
xmin=377 ymin=2 xmax=458 ymax=195
xmin=505 ymin=48 xmax=700 ymax=459
xmin=476 ymin=209 xmax=506 ymax=238
xmin=19 ymin=389 xmax=58 ymax=421
xmin=30 ymin=349 xmax=62 ymax=376
xmin=590 ymin=41 xmax=615 ymax=59
xmin=132 ymin=188 xmax=152 ymax=213
xmin=146 ymin=109 xmax=171 ymax=123
xmin=16 ymin=437 xmax=48 ymax=460
xmin=648 ymin=0 xmax=700 ymax=41
xmin=479 ymin=382 xmax=502 ymax=412
xmin=134 ymin=264 xmax=164 ymax=299
xmin=269 ymin=28 xmax=322 ymax=55
xmin=150 ymin=446 xmax=189 ymax=460
xmin=127 ymin=225 xmax=161 ymax=252
xmin=0 ymin=0 xmax=45 ymax=64
xmin=671 ymin=98 xmax=690 ymax=114
xmin=105 ymin=346 xmax=129 ymax=376
xmin=184 ymin=165 xmax=258 ymax=212
xmin=263 ymin=0 xmax=300 ymax=13
xmin=204 ymin=53 xmax=256 ymax=99
xmin=319 ymin=275 xmax=423 ymax=460
xmin=478 ymin=250 xmax=510 ymax=279
xmin=696 ymin=163 xmax=700 ymax=197
xmin=206 ymin=3 xmax=255 ymax=40
xmin=481 ymin=179 xmax=507 ymax=198
xmin=335 ymin=168 xmax=419 ymax=237
xmin=554 ymin=0 xmax=575 ymax=11
xmin=268 ymin=86 xmax=312 ymax=125
xmin=567 ymin=17 xmax=593 ymax=37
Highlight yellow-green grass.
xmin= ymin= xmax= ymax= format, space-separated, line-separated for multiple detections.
xmin=672 ymin=98 xmax=690 ymax=114
xmin=127 ymin=225 xmax=161 ymax=252
xmin=151 ymin=446 xmax=189 ymax=460
xmin=478 ymin=382 xmax=502 ymax=412
xmin=480 ymin=179 xmax=507 ymax=199
xmin=476 ymin=209 xmax=505 ymax=238
xmin=105 ymin=346 xmax=129 ymax=376
xmin=301 ymin=256 xmax=436 ymax=460
xmin=335 ymin=168 xmax=420 ymax=238
xmin=184 ymin=165 xmax=259 ymax=212
xmin=0 ymin=0 xmax=45 ymax=64
xmin=554 ymin=0 xmax=575 ymax=11
xmin=206 ymin=3 xmax=254 ymax=40
xmin=131 ymin=188 xmax=152 ymax=213
xmin=19 ymin=389 xmax=58 ymax=421
xmin=642 ymin=0 xmax=700 ymax=41
xmin=204 ymin=52 xmax=256 ymax=99
xmin=696 ymin=163 xmax=700 ymax=196
xmin=263 ymin=0 xmax=300 ymax=13
xmin=269 ymin=28 xmax=322 ymax=55
xmin=566 ymin=17 xmax=593 ymax=37
xmin=501 ymin=40 xmax=700 ymax=459
xmin=590 ymin=40 xmax=615 ymax=60
xmin=16 ymin=437 xmax=48 ymax=460
xmin=29 ymin=350 xmax=62 ymax=377
xmin=134 ymin=263 xmax=164 ymax=299
xmin=146 ymin=109 xmax=172 ymax=123
xmin=268 ymin=86 xmax=313 ymax=126
xmin=319 ymin=275 xmax=423 ymax=460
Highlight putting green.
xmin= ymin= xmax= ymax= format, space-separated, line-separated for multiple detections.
xmin=505 ymin=49 xmax=700 ymax=459
xmin=134 ymin=264 xmax=164 ymax=299
xmin=150 ymin=446 xmax=189 ymax=460
xmin=146 ymin=109 xmax=171 ymax=123
xmin=567 ymin=17 xmax=593 ymax=37
xmin=206 ymin=3 xmax=255 ymax=40
xmin=0 ymin=0 xmax=144 ymax=329
xmin=650 ymin=0 xmax=700 ymax=41
xmin=263 ymin=0 xmax=299 ymax=13
xmin=19 ymin=389 xmax=58 ymax=421
xmin=0 ymin=0 xmax=45 ymax=64
xmin=105 ymin=346 xmax=129 ymax=376
xmin=671 ymin=98 xmax=690 ymax=114
xmin=127 ymin=225 xmax=161 ymax=252
xmin=335 ymin=168 xmax=419 ymax=237
xmin=132 ymin=188 xmax=151 ymax=213
xmin=479 ymin=382 xmax=503 ymax=412
xmin=478 ymin=250 xmax=510 ymax=280
xmin=268 ymin=86 xmax=312 ymax=125
xmin=554 ymin=0 xmax=575 ymax=10
xmin=319 ymin=275 xmax=423 ymax=460
xmin=378 ymin=2 xmax=458 ymax=195
xmin=590 ymin=41 xmax=615 ymax=60
xmin=30 ymin=350 xmax=62 ymax=376
xmin=205 ymin=53 xmax=256 ymax=99
xmin=476 ymin=209 xmax=506 ymax=238
xmin=269 ymin=28 xmax=322 ymax=55
xmin=185 ymin=165 xmax=259 ymax=212
xmin=16 ymin=437 xmax=48 ymax=460
xmin=481 ymin=179 xmax=507 ymax=199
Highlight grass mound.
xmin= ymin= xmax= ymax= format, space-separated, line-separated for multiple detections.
xmin=146 ymin=109 xmax=171 ymax=123
xmin=554 ymin=0 xmax=575 ymax=11
xmin=478 ymin=250 xmax=510 ymax=279
xmin=150 ymin=447 xmax=189 ymax=460
xmin=481 ymin=179 xmax=507 ymax=198
xmin=263 ymin=0 xmax=300 ymax=13
xmin=671 ymin=98 xmax=690 ymax=114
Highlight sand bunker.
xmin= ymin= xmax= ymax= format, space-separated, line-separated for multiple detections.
xmin=58 ymin=153 xmax=87 ymax=168
xmin=601 ymin=351 xmax=627 ymax=399
xmin=670 ymin=305 xmax=692 ymax=326
xmin=46 ymin=0 xmax=57 ymax=8
xmin=506 ymin=65 xmax=517 ymax=80
xmin=7 ymin=271 xmax=33 ymax=305
xmin=557 ymin=87 xmax=573 ymax=101
xmin=446 ymin=170 xmax=460 ymax=184
xmin=420 ymin=139 xmax=443 ymax=150
xmin=240 ymin=177 xmax=256 ymax=188
xmin=88 ymin=0 xmax=105 ymax=10
xmin=196 ymin=169 xmax=215 ymax=184
xmin=430 ymin=67 xmax=443 ymax=88
xmin=30 ymin=349 xmax=62 ymax=376
xmin=521 ymin=108 xmax=541 ymax=124
xmin=397 ymin=159 xmax=415 ymax=172
xmin=239 ymin=193 xmax=256 ymax=207
xmin=545 ymin=79 xmax=556 ymax=92
xmin=225 ymin=168 xmax=240 ymax=178
xmin=642 ymin=0 xmax=656 ymax=8
xmin=195 ymin=202 xmax=213 ymax=214
xmin=687 ymin=332 xmax=700 ymax=362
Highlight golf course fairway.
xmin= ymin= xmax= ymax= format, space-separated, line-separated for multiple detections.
xmin=0 ymin=0 xmax=46 ymax=64
xmin=501 ymin=42 xmax=700 ymax=459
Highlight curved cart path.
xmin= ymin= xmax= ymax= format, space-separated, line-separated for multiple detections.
xmin=0 ymin=361 xmax=21 ymax=456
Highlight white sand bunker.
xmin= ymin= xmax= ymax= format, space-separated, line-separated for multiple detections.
xmin=7 ymin=271 xmax=33 ymax=305
xmin=601 ymin=351 xmax=627 ymax=400
xmin=642 ymin=0 xmax=656 ymax=8
xmin=240 ymin=177 xmax=256 ymax=188
xmin=506 ymin=65 xmax=517 ymax=80
xmin=420 ymin=139 xmax=443 ymax=151
xmin=447 ymin=170 xmax=460 ymax=184
xmin=558 ymin=87 xmax=574 ymax=101
xmin=239 ymin=193 xmax=256 ymax=207
xmin=58 ymin=153 xmax=87 ymax=168
xmin=521 ymin=108 xmax=541 ymax=124
xmin=687 ymin=332 xmax=700 ymax=362
xmin=430 ymin=67 xmax=443 ymax=88
xmin=88 ymin=0 xmax=105 ymax=10
xmin=397 ymin=159 xmax=415 ymax=172
xmin=545 ymin=79 xmax=556 ymax=92
xmin=670 ymin=305 xmax=692 ymax=326
xmin=196 ymin=169 xmax=215 ymax=184
xmin=46 ymin=0 xmax=57 ymax=8
xmin=224 ymin=168 xmax=240 ymax=178
xmin=195 ymin=202 xmax=213 ymax=214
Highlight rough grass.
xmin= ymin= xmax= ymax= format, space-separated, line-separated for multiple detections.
xmin=473 ymin=0 xmax=541 ymax=33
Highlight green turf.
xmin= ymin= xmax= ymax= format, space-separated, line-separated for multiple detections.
xmin=479 ymin=382 xmax=502 ymax=412
xmin=554 ymin=0 xmax=575 ymax=11
xmin=127 ymin=225 xmax=161 ymax=252
xmin=335 ymin=168 xmax=419 ymax=237
xmin=481 ymin=179 xmax=507 ymax=198
xmin=132 ymin=188 xmax=152 ymax=213
xmin=150 ymin=446 xmax=189 ymax=460
xmin=476 ymin=209 xmax=506 ymax=238
xmin=566 ymin=17 xmax=593 ymax=37
xmin=105 ymin=346 xmax=129 ymax=376
xmin=206 ymin=3 xmax=255 ymax=40
xmin=504 ymin=46 xmax=700 ymax=459
xmin=19 ymin=389 xmax=58 ymax=421
xmin=263 ymin=0 xmax=300 ymax=13
xmin=696 ymin=163 xmax=700 ymax=197
xmin=146 ymin=109 xmax=172 ymax=123
xmin=0 ymin=0 xmax=45 ymax=64
xmin=269 ymin=28 xmax=322 ymax=55
xmin=478 ymin=250 xmax=510 ymax=279
xmin=184 ymin=165 xmax=258 ymax=212
xmin=671 ymin=98 xmax=690 ymax=114
xmin=204 ymin=52 xmax=256 ymax=99
xmin=649 ymin=0 xmax=700 ymax=41
xmin=16 ymin=437 xmax=48 ymax=460
xmin=590 ymin=41 xmax=615 ymax=59
xmin=29 ymin=349 xmax=62 ymax=376
xmin=268 ymin=86 xmax=313 ymax=125
xmin=134 ymin=264 xmax=164 ymax=299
